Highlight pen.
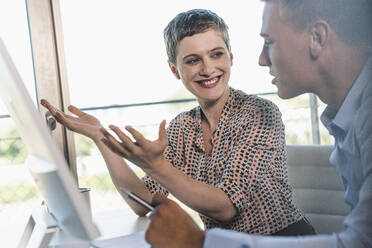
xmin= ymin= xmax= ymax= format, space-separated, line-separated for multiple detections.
xmin=119 ymin=187 xmax=155 ymax=212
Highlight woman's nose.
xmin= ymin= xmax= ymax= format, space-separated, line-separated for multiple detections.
xmin=199 ymin=60 xmax=214 ymax=77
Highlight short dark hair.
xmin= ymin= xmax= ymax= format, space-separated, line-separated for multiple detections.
xmin=263 ymin=0 xmax=372 ymax=48
xmin=163 ymin=9 xmax=230 ymax=65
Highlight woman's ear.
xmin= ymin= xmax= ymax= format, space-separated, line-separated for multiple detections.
xmin=168 ymin=62 xmax=180 ymax=80
xmin=309 ymin=20 xmax=329 ymax=60
xmin=230 ymin=52 xmax=234 ymax=66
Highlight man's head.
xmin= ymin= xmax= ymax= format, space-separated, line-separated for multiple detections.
xmin=259 ymin=0 xmax=371 ymax=107
xmin=261 ymin=0 xmax=372 ymax=48
xmin=164 ymin=9 xmax=230 ymax=65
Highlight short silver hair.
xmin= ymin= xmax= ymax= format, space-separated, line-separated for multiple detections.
xmin=163 ymin=9 xmax=230 ymax=65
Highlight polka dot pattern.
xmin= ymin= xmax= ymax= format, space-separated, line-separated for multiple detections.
xmin=143 ymin=88 xmax=304 ymax=234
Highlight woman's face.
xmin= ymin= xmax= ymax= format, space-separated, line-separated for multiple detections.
xmin=170 ymin=29 xmax=233 ymax=106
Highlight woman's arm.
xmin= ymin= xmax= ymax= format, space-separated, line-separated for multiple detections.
xmin=40 ymin=99 xmax=154 ymax=216
xmin=101 ymin=122 xmax=237 ymax=223
xmin=100 ymin=97 xmax=287 ymax=224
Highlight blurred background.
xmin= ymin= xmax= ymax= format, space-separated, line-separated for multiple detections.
xmin=0 ymin=0 xmax=333 ymax=239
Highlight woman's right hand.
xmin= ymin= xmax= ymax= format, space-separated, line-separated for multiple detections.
xmin=40 ymin=99 xmax=103 ymax=141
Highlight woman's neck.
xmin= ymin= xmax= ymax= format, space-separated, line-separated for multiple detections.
xmin=199 ymin=88 xmax=231 ymax=131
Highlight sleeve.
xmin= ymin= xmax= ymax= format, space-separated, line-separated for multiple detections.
xmin=215 ymin=101 xmax=285 ymax=214
xmin=339 ymin=172 xmax=372 ymax=247
xmin=141 ymin=116 xmax=185 ymax=197
xmin=339 ymin=102 xmax=372 ymax=247
xmin=204 ymin=228 xmax=336 ymax=248
xmin=204 ymin=98 xmax=372 ymax=248
xmin=204 ymin=191 xmax=372 ymax=248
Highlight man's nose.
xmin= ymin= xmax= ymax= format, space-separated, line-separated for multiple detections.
xmin=258 ymin=49 xmax=271 ymax=67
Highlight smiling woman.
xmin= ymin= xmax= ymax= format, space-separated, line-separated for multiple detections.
xmin=55 ymin=0 xmax=282 ymax=217
xmin=42 ymin=8 xmax=316 ymax=236
xmin=169 ymin=29 xmax=232 ymax=108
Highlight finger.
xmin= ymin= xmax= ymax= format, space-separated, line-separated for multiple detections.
xmin=67 ymin=105 xmax=86 ymax=117
xmin=148 ymin=208 xmax=158 ymax=219
xmin=150 ymin=193 xmax=167 ymax=207
xmin=41 ymin=100 xmax=76 ymax=124
xmin=125 ymin=125 xmax=147 ymax=146
xmin=145 ymin=225 xmax=155 ymax=244
xmin=145 ymin=218 xmax=162 ymax=244
xmin=40 ymin=99 xmax=59 ymax=116
xmin=100 ymin=127 xmax=134 ymax=153
xmin=101 ymin=137 xmax=130 ymax=157
xmin=109 ymin=125 xmax=139 ymax=150
xmin=157 ymin=120 xmax=168 ymax=146
xmin=100 ymin=127 xmax=123 ymax=145
xmin=54 ymin=110 xmax=80 ymax=129
xmin=40 ymin=99 xmax=48 ymax=106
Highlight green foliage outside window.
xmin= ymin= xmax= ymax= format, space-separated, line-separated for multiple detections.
xmin=0 ymin=128 xmax=27 ymax=164
xmin=0 ymin=182 xmax=36 ymax=204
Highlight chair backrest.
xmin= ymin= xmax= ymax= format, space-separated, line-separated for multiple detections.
xmin=286 ymin=145 xmax=350 ymax=234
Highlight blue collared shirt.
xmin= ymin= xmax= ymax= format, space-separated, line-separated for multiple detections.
xmin=203 ymin=57 xmax=372 ymax=248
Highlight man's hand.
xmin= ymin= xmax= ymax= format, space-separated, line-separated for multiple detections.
xmin=145 ymin=199 xmax=205 ymax=248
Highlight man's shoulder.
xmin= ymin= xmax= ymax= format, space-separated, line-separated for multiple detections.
xmin=354 ymin=80 xmax=372 ymax=141
xmin=357 ymin=89 xmax=372 ymax=128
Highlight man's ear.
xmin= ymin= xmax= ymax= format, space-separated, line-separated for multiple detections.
xmin=168 ymin=62 xmax=180 ymax=80
xmin=309 ymin=20 xmax=329 ymax=60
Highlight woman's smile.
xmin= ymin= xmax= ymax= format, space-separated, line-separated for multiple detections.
xmin=197 ymin=76 xmax=221 ymax=88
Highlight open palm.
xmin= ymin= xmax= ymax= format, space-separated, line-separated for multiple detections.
xmin=40 ymin=99 xmax=103 ymax=141
xmin=100 ymin=120 xmax=168 ymax=171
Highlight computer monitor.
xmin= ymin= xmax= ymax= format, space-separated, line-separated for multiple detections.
xmin=0 ymin=38 xmax=100 ymax=243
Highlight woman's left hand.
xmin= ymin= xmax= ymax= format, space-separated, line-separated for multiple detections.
xmin=100 ymin=120 xmax=168 ymax=173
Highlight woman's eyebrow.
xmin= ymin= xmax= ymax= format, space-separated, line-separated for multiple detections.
xmin=210 ymin=47 xmax=225 ymax=52
xmin=182 ymin=47 xmax=226 ymax=61
xmin=182 ymin=54 xmax=199 ymax=61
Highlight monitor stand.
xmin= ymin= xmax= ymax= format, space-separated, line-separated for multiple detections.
xmin=18 ymin=202 xmax=90 ymax=248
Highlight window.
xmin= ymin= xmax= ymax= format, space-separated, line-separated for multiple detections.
xmin=0 ymin=0 xmax=39 ymax=237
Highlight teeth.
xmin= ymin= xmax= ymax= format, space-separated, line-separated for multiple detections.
xmin=201 ymin=77 xmax=218 ymax=85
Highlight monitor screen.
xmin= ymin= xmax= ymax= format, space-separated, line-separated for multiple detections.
xmin=0 ymin=37 xmax=100 ymax=241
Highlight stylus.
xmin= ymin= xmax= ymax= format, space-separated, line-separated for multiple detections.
xmin=119 ymin=188 xmax=155 ymax=211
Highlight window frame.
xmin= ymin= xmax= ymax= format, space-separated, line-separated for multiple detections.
xmin=26 ymin=0 xmax=77 ymax=180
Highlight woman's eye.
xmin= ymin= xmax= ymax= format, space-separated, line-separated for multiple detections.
xmin=186 ymin=58 xmax=199 ymax=65
xmin=212 ymin=51 xmax=224 ymax=58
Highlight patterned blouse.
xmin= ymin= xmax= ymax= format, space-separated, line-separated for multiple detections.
xmin=143 ymin=87 xmax=304 ymax=234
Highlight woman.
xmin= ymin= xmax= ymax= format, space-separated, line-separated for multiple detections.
xmin=42 ymin=9 xmax=314 ymax=235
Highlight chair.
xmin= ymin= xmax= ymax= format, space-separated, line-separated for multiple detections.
xmin=286 ymin=145 xmax=350 ymax=234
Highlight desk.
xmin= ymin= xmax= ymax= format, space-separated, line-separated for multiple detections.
xmin=93 ymin=207 xmax=150 ymax=239
xmin=4 ymin=207 xmax=150 ymax=247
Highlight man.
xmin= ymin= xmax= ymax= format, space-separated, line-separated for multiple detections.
xmin=145 ymin=0 xmax=372 ymax=247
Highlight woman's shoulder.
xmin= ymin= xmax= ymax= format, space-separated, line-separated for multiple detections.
xmin=167 ymin=106 xmax=200 ymax=130
xmin=233 ymin=88 xmax=280 ymax=114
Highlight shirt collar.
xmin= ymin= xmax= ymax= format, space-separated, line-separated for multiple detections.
xmin=195 ymin=87 xmax=234 ymax=124
xmin=193 ymin=87 xmax=234 ymax=150
xmin=321 ymin=56 xmax=372 ymax=135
